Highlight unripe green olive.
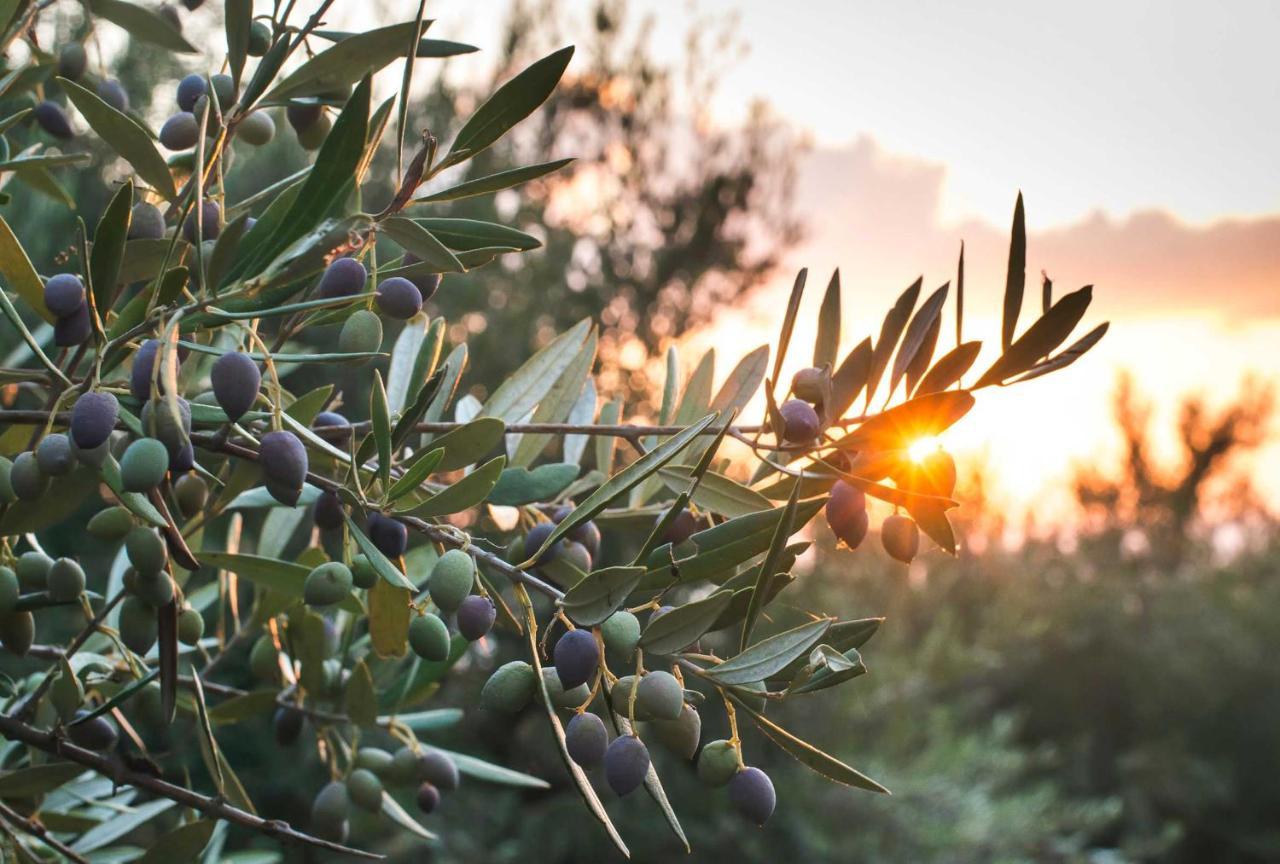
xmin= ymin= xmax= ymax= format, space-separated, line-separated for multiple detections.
xmin=636 ymin=670 xmax=684 ymax=721
xmin=177 ymin=607 xmax=204 ymax=645
xmin=649 ymin=702 xmax=701 ymax=761
xmin=0 ymin=611 xmax=34 ymax=656
xmin=88 ymin=506 xmax=134 ymax=541
xmin=350 ymin=554 xmax=378 ymax=590
xmin=338 ymin=309 xmax=382 ymax=356
xmin=303 ymin=561 xmax=352 ymax=607
xmin=346 ymin=768 xmax=383 ymax=812
xmin=354 ymin=747 xmax=395 ymax=777
xmin=249 ymin=634 xmax=279 ymax=681
xmin=125 ymin=526 xmax=168 ymax=574
xmin=118 ymin=596 xmax=157 ymax=655
xmin=174 ymin=474 xmax=208 ymax=517
xmin=600 ymin=610 xmax=641 ymax=658
xmin=427 ymin=549 xmax=474 ymax=613
xmin=134 ymin=571 xmax=174 ymax=608
xmin=480 ymin=660 xmax=536 ymax=713
xmin=408 ymin=613 xmax=451 ymax=662
xmin=47 ymin=558 xmax=85 ymax=601
xmin=310 ymin=780 xmax=349 ymax=826
xmin=11 ymin=451 xmax=49 ymax=501
xmin=696 ymin=739 xmax=739 ymax=787
xmin=540 ymin=667 xmax=589 ymax=710
xmin=15 ymin=552 xmax=53 ymax=591
xmin=0 ymin=567 xmax=18 ymax=617
xmin=120 ymin=438 xmax=169 ymax=492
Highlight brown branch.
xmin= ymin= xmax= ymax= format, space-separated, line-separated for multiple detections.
xmin=0 ymin=799 xmax=90 ymax=864
xmin=14 ymin=590 xmax=126 ymax=722
xmin=0 ymin=713 xmax=383 ymax=860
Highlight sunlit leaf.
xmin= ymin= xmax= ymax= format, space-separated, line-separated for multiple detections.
xmin=398 ymin=454 xmax=506 ymax=517
xmin=1002 ymin=192 xmax=1026 ymax=351
xmin=705 ymin=617 xmax=831 ymax=686
xmin=974 ymin=285 xmax=1094 ymax=388
xmin=814 ymin=269 xmax=841 ymax=371
xmin=865 ymin=278 xmax=920 ymax=407
xmin=88 ymin=0 xmax=198 ymax=53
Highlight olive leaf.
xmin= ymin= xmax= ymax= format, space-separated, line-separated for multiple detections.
xmin=415 ymin=158 xmax=575 ymax=204
xmin=639 ymin=590 xmax=733 ymax=655
xmin=87 ymin=0 xmax=198 ymax=53
xmin=61 ymin=78 xmax=177 ymax=201
xmin=814 ymin=269 xmax=842 ymax=371
xmin=559 ymin=566 xmax=646 ymax=626
xmin=397 ymin=454 xmax=506 ymax=517
xmin=704 ymin=617 xmax=831 ymax=686
xmin=865 ymin=278 xmax=921 ymax=408
xmin=1002 ymin=191 xmax=1026 ymax=351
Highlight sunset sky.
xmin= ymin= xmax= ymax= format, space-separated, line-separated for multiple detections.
xmin=364 ymin=1 xmax=1280 ymax=520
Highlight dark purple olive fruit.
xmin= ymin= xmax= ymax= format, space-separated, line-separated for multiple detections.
xmin=34 ymin=101 xmax=73 ymax=139
xmin=10 ymin=452 xmax=48 ymax=501
xmin=415 ymin=782 xmax=440 ymax=814
xmin=68 ymin=712 xmax=119 ymax=751
xmin=416 ymin=749 xmax=459 ymax=791
xmin=881 ymin=514 xmax=920 ymax=564
xmin=210 ymin=351 xmax=261 ymax=422
xmin=550 ymin=506 xmax=602 ymax=557
xmin=273 ymin=705 xmax=304 ymax=745
xmin=169 ymin=441 xmax=194 ymax=473
xmin=456 ymin=595 xmax=496 ymax=641
xmin=129 ymin=202 xmax=165 ymax=240
xmin=286 ymin=101 xmax=323 ymax=133
xmin=661 ymin=508 xmax=709 ymax=545
xmin=182 ymin=200 xmax=221 ymax=243
xmin=565 ymin=712 xmax=608 ymax=768
xmin=825 ymin=480 xmax=869 ymax=549
xmin=604 ymin=735 xmax=650 ymax=796
xmin=374 ymin=277 xmax=422 ymax=320
xmin=57 ymin=43 xmax=87 ymax=81
xmin=180 ymin=0 xmax=204 ymax=10
xmin=728 ymin=766 xmax=776 ymax=825
xmin=176 ymin=73 xmax=206 ymax=112
xmin=522 ymin=521 xmax=562 ymax=566
xmin=259 ymin=429 xmax=307 ymax=495
xmin=400 ymin=253 xmax=442 ymax=300
xmin=71 ymin=391 xmax=118 ymax=449
xmin=236 ymin=110 xmax=274 ymax=145
xmin=97 ymin=79 xmax=129 ymax=112
xmin=159 ymin=112 xmax=199 ymax=150
xmin=53 ymin=302 xmax=91 ymax=347
xmin=35 ymin=433 xmax=75 ymax=476
xmin=44 ymin=273 xmax=85 ymax=317
xmin=553 ymin=628 xmax=600 ymax=690
xmin=130 ymin=339 xmax=164 ymax=402
xmin=367 ymin=512 xmax=408 ymax=559
xmin=779 ymin=398 xmax=821 ymax=443
xmin=316 ymin=257 xmax=367 ymax=299
xmin=312 ymin=411 xmax=350 ymax=440
xmin=141 ymin=396 xmax=191 ymax=458
xmin=314 ymin=490 xmax=345 ymax=531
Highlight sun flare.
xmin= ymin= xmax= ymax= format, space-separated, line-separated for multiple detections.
xmin=908 ymin=436 xmax=943 ymax=463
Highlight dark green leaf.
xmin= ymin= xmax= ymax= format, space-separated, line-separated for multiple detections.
xmin=133 ymin=819 xmax=215 ymax=864
xmin=560 ymin=566 xmax=646 ymax=626
xmin=656 ymin=466 xmax=770 ymax=518
xmin=639 ymin=590 xmax=733 ymax=655
xmin=371 ymin=370 xmax=392 ymax=488
xmin=61 ymin=78 xmax=177 ymax=201
xmin=87 ymin=0 xmax=198 ymax=53
xmin=380 ymin=216 xmax=464 ymax=273
xmin=974 ymin=286 xmax=1094 ymax=388
xmin=385 ymin=447 xmax=444 ymax=504
xmin=1002 ymin=192 xmax=1026 ymax=351
xmin=414 ymin=217 xmax=540 ymax=252
xmin=705 ymin=618 xmax=831 ymax=686
xmin=427 ymin=417 xmax=506 ymax=471
xmin=0 ymin=763 xmax=85 ymax=797
xmin=343 ymin=514 xmax=415 ymax=591
xmin=488 ymin=463 xmax=580 ymax=506
xmin=89 ymin=179 xmax=133 ymax=313
xmin=397 ymin=455 xmax=506 ymax=518
xmin=266 ymin=21 xmax=442 ymax=101
xmin=415 ymin=158 xmax=575 ymax=204
xmin=740 ymin=481 xmax=801 ymax=650
xmin=225 ymin=0 xmax=251 ymax=86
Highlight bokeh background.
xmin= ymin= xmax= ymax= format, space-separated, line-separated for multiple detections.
xmin=4 ymin=1 xmax=1278 ymax=861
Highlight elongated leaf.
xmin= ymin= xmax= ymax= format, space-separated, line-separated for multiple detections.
xmin=344 ymin=514 xmax=415 ymax=590
xmin=380 ymin=216 xmax=464 ymax=273
xmin=61 ymin=78 xmax=176 ymax=200
xmin=512 ymin=328 xmax=597 ymax=466
xmin=828 ymin=337 xmax=872 ymax=421
xmin=386 ymin=315 xmax=428 ymax=414
xmin=88 ymin=0 xmax=197 ymax=53
xmin=481 ymin=318 xmax=591 ymax=422
xmin=711 ymin=344 xmax=768 ymax=414
xmin=595 ymin=399 xmax=622 ymax=475
xmin=838 ymin=390 xmax=975 ymax=452
xmin=199 ymin=552 xmax=364 ymax=613
xmin=90 ymin=179 xmax=133 ymax=313
xmin=560 ymin=566 xmax=645 ymax=626
xmin=866 ymin=278 xmax=921 ymax=407
xmin=386 ymin=447 xmax=444 ymax=503
xmin=133 ymin=820 xmax=215 ymax=864
xmin=489 ymin=463 xmax=579 ymax=506
xmin=640 ymin=590 xmax=733 ymax=655
xmin=380 ymin=789 xmax=438 ymax=841
xmin=1002 ymin=192 xmax=1026 ymax=351
xmin=426 ymin=417 xmax=505 ymax=471
xmin=527 ymin=413 xmax=718 ymax=566
xmin=266 ymin=21 xmax=440 ymax=101
xmin=890 ymin=282 xmax=948 ymax=397
xmin=0 ymin=213 xmax=52 ymax=322
xmin=974 ymin=286 xmax=1095 ymax=388
xmin=814 ymin=269 xmax=841 ymax=370
xmin=368 ymin=578 xmax=411 ymax=658
xmin=225 ymin=0 xmax=251 ymax=86
xmin=563 ymin=378 xmax=597 ymax=465
xmin=657 ymin=467 xmax=770 ymax=518
xmin=705 ymin=618 xmax=831 ymax=686
xmin=730 ymin=696 xmax=889 ymax=794
xmin=398 ymin=454 xmax=506 ymax=518
xmin=769 ymin=268 xmax=807 ymax=389
xmin=915 ymin=340 xmax=981 ymax=395
xmin=0 ymin=763 xmax=85 ymax=797
xmin=1014 ymin=321 xmax=1109 ymax=383
xmin=72 ymin=799 xmax=176 ymax=853
xmin=370 ymin=370 xmax=392 ymax=487
xmin=345 ymin=660 xmax=377 ymax=726
xmin=414 ymin=217 xmax=540 ymax=252
xmin=787 ymin=646 xmax=867 ymax=695
xmin=415 ymin=158 xmax=575 ymax=204
xmin=205 ymin=689 xmax=277 ymax=725
xmin=443 ymin=46 xmax=574 ymax=167
xmin=740 ymin=482 xmax=801 ymax=650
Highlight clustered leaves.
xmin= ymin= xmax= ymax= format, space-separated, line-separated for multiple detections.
xmin=0 ymin=1 xmax=1107 ymax=860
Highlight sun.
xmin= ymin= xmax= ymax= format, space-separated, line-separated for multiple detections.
xmin=907 ymin=435 xmax=942 ymax=463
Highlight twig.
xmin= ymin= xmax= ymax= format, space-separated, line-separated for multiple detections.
xmin=0 ymin=713 xmax=384 ymax=860
xmin=14 ymin=590 xmax=126 ymax=722
xmin=0 ymin=799 xmax=90 ymax=864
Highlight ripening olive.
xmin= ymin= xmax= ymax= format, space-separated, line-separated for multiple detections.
xmin=549 ymin=507 xmax=601 ymax=557
xmin=881 ymin=513 xmax=920 ymax=563
xmin=50 ymin=668 xmax=83 ymax=720
xmin=248 ymin=20 xmax=271 ymax=55
xmin=120 ymin=438 xmax=169 ymax=492
xmin=211 ymin=351 xmax=261 ymax=423
xmin=304 ymin=562 xmax=352 ymax=607
xmin=779 ymin=398 xmax=821 ymax=443
xmin=316 ymin=257 xmax=367 ymax=299
xmin=561 ymin=540 xmax=593 ymax=574
xmin=53 ymin=302 xmax=91 ymax=347
xmin=57 ymin=43 xmax=87 ymax=81
xmin=541 ymin=667 xmax=589 ymax=710
xmin=399 ymin=253 xmax=442 ymax=301
xmin=553 ymin=628 xmax=600 ymax=690
xmin=87 ymin=507 xmax=133 ymax=542
xmin=313 ymin=490 xmax=345 ymax=532
xmin=0 ymin=568 xmax=17 ymax=618
xmin=375 ymin=277 xmax=423 ymax=320
xmin=600 ymin=610 xmax=641 ymax=657
xmin=390 ymin=746 xmax=421 ymax=784
xmin=637 ymin=670 xmax=684 ymax=721
xmin=35 ymin=433 xmax=75 ymax=476
xmin=249 ymin=634 xmax=279 ymax=682
xmin=97 ymin=79 xmax=129 ymax=112
xmin=209 ymin=74 xmax=236 ymax=109
xmin=177 ymin=606 xmax=204 ymax=645
xmin=46 ymin=558 xmax=85 ymax=601
xmin=129 ymin=339 xmax=165 ymax=402
xmin=350 ymin=554 xmax=378 ymax=590
xmin=456 ymin=594 xmax=496 ymax=641
xmin=295 ymin=111 xmax=331 ymax=150
xmin=43 ymin=273 xmax=85 ymax=318
xmin=273 ymin=706 xmax=303 ymax=746
xmin=367 ymin=512 xmax=408 ymax=559
xmin=610 ymin=674 xmax=643 ymax=717
xmin=176 ymin=74 xmax=206 ymax=112
xmin=566 ymin=712 xmax=608 ymax=768
xmin=15 ymin=552 xmax=53 ymax=592
xmin=480 ymin=660 xmax=537 ymax=713
xmin=661 ymin=508 xmax=709 ymax=545
xmin=259 ymin=430 xmax=307 ymax=503
xmin=286 ymin=101 xmax=323 ymax=133
xmin=11 ymin=451 xmax=49 ymax=501
xmin=159 ymin=112 xmax=199 ymax=150
xmin=354 ymin=747 xmax=394 ymax=776
xmin=118 ymin=596 xmax=158 ymax=655
xmin=347 ymin=768 xmax=384 ymax=812
xmin=68 ymin=712 xmax=119 ymax=751
xmin=604 ymin=735 xmax=650 ymax=796
xmin=236 ymin=109 xmax=275 ymax=145
xmin=0 ymin=611 xmax=34 ymax=656
xmin=791 ymin=366 xmax=826 ymax=403
xmin=825 ymin=480 xmax=869 ymax=549
xmin=312 ymin=411 xmax=351 ymax=442
xmin=696 ymin=739 xmax=739 ymax=787
xmin=650 ymin=702 xmax=701 ymax=761
xmin=0 ymin=457 xmax=14 ymax=503
xmin=728 ymin=766 xmax=776 ymax=826
xmin=125 ymin=526 xmax=168 ymax=575
xmin=71 ymin=391 xmax=119 ymax=450
xmin=428 ymin=549 xmax=474 ymax=613
xmin=338 ymin=309 xmax=383 ymax=356
xmin=129 ymin=202 xmax=165 ymax=240
xmin=34 ymin=101 xmax=73 ymax=139
xmin=522 ymin=521 xmax=562 ymax=566
xmin=408 ymin=613 xmax=450 ymax=661
xmin=416 ymin=749 xmax=459 ymax=791
xmin=182 ymin=200 xmax=221 ymax=243
xmin=174 ymin=474 xmax=208 ymax=517
xmin=311 ymin=780 xmax=349 ymax=827
xmin=415 ymin=782 xmax=440 ymax=814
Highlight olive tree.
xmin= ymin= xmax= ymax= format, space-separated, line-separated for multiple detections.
xmin=0 ymin=1 xmax=1108 ymax=860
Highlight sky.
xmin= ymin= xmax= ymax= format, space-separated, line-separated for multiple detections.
xmin=328 ymin=2 xmax=1280 ymax=520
